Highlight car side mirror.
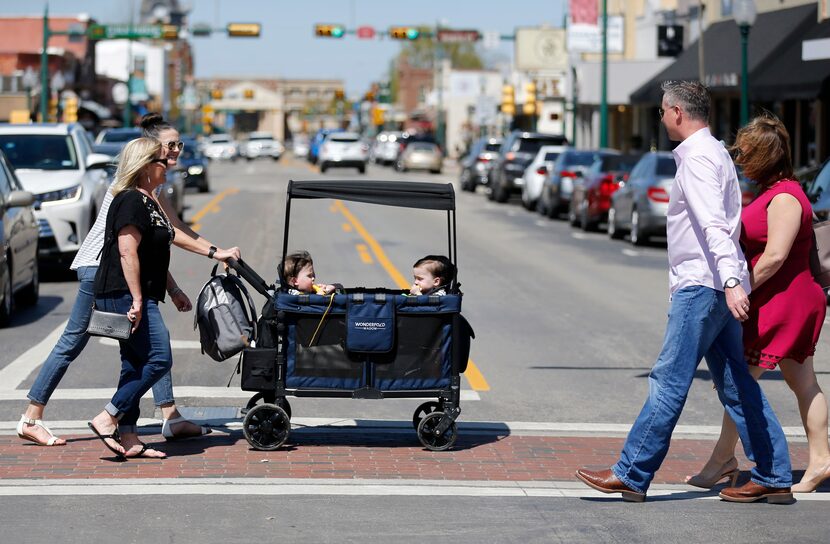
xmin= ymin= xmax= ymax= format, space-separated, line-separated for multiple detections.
xmin=86 ymin=152 xmax=114 ymax=170
xmin=4 ymin=190 xmax=35 ymax=209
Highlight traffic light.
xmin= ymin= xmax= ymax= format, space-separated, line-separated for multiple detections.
xmin=243 ymin=88 xmax=254 ymax=99
xmin=364 ymin=91 xmax=375 ymax=102
xmin=48 ymin=98 xmax=58 ymax=122
xmin=211 ymin=89 xmax=223 ymax=99
xmin=523 ymin=82 xmax=537 ymax=115
xmin=372 ymin=106 xmax=385 ymax=126
xmin=161 ymin=24 xmax=179 ymax=40
xmin=501 ymin=84 xmax=515 ymax=116
xmin=388 ymin=27 xmax=420 ymax=40
xmin=227 ymin=23 xmax=261 ymax=37
xmin=315 ymin=24 xmax=345 ymax=38
xmin=63 ymin=97 xmax=78 ymax=122
xmin=334 ymin=89 xmax=345 ymax=100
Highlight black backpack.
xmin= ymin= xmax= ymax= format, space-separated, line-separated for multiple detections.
xmin=194 ymin=265 xmax=258 ymax=361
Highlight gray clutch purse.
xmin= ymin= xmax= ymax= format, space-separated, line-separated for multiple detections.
xmin=87 ymin=305 xmax=132 ymax=340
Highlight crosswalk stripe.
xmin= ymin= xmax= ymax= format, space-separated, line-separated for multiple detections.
xmin=0 ymin=319 xmax=68 ymax=390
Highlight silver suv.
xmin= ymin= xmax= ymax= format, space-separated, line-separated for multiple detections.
xmin=0 ymin=123 xmax=111 ymax=266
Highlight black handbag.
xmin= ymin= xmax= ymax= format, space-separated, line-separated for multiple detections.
xmin=86 ymin=304 xmax=132 ymax=340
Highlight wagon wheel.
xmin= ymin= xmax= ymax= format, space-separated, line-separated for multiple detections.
xmin=242 ymin=403 xmax=290 ymax=451
xmin=416 ymin=412 xmax=458 ymax=451
xmin=412 ymin=401 xmax=441 ymax=430
xmin=242 ymin=391 xmax=276 ymax=415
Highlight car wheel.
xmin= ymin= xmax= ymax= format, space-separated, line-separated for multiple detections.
xmin=320 ymin=163 xmax=328 ymax=173
xmin=460 ymin=170 xmax=472 ymax=191
xmin=358 ymin=165 xmax=366 ymax=174
xmin=568 ymin=200 xmax=579 ymax=227
xmin=0 ymin=258 xmax=12 ymax=327
xmin=17 ymin=258 xmax=39 ymax=307
xmin=430 ymin=169 xmax=441 ymax=174
xmin=493 ymin=182 xmax=509 ymax=203
xmin=580 ymin=202 xmax=596 ymax=232
xmin=630 ymin=209 xmax=648 ymax=246
xmin=199 ymin=181 xmax=209 ymax=193
xmin=547 ymin=191 xmax=561 ymax=219
xmin=608 ymin=207 xmax=624 ymax=240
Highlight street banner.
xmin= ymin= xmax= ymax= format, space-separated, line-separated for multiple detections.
xmin=566 ymin=15 xmax=624 ymax=53
xmin=570 ymin=0 xmax=598 ymax=25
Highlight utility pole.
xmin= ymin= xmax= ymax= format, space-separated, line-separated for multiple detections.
xmin=599 ymin=0 xmax=608 ymax=148
xmin=698 ymin=0 xmax=705 ymax=84
xmin=40 ymin=5 xmax=49 ymax=122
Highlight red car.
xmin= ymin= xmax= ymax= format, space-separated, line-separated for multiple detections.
xmin=569 ymin=153 xmax=642 ymax=231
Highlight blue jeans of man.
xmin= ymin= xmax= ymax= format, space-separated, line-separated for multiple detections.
xmin=612 ymin=286 xmax=792 ymax=493
xmin=98 ymin=293 xmax=172 ymax=429
xmin=26 ymin=266 xmax=175 ymax=407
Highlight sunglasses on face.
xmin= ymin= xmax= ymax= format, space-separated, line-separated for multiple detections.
xmin=659 ymin=106 xmax=679 ymax=120
xmin=161 ymin=140 xmax=184 ymax=151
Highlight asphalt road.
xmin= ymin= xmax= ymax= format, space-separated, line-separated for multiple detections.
xmin=2 ymin=155 xmax=830 ymax=542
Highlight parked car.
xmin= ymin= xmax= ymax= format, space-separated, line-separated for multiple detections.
xmin=372 ymin=131 xmax=404 ymax=165
xmin=488 ymin=131 xmax=569 ymax=203
xmin=0 ymin=123 xmax=111 ymax=266
xmin=459 ymin=137 xmax=502 ymax=192
xmin=93 ymin=127 xmax=142 ymax=157
xmin=539 ymin=149 xmax=608 ymax=218
xmin=308 ymin=128 xmax=343 ymax=164
xmin=520 ymin=145 xmax=568 ymax=210
xmin=396 ymin=142 xmax=443 ymax=173
xmin=804 ymin=157 xmax=830 ymax=220
xmin=291 ymin=136 xmax=310 ymax=159
xmin=568 ymin=153 xmax=642 ymax=231
xmin=396 ymin=133 xmax=439 ymax=162
xmin=242 ymin=132 xmax=283 ymax=161
xmin=0 ymin=150 xmax=39 ymax=326
xmin=318 ymin=132 xmax=369 ymax=173
xmin=202 ymin=133 xmax=239 ymax=161
xmin=608 ymin=151 xmax=677 ymax=245
xmin=161 ymin=168 xmax=185 ymax=219
xmin=175 ymin=138 xmax=209 ymax=193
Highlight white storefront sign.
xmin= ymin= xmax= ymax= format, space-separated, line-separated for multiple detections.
xmin=567 ymin=16 xmax=624 ymax=54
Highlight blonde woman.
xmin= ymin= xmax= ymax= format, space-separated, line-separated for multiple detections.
xmin=87 ymin=138 xmax=181 ymax=459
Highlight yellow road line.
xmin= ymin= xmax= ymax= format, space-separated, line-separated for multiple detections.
xmin=342 ymin=223 xmax=353 ymax=232
xmin=189 ymin=187 xmax=240 ymax=232
xmin=334 ymin=200 xmax=490 ymax=392
xmin=356 ymin=244 xmax=373 ymax=263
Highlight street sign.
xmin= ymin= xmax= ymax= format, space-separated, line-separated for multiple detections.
xmin=436 ymin=29 xmax=481 ymax=43
xmin=482 ymin=30 xmax=501 ymax=50
xmin=357 ymin=26 xmax=375 ymax=39
xmin=87 ymin=23 xmax=163 ymax=40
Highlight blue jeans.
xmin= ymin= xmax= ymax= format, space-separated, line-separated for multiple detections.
xmin=612 ymin=286 xmax=792 ymax=493
xmin=98 ymin=293 xmax=173 ymax=429
xmin=27 ymin=266 xmax=175 ymax=407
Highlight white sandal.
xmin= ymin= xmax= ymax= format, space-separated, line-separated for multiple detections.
xmin=17 ymin=415 xmax=64 ymax=446
xmin=161 ymin=416 xmax=212 ymax=441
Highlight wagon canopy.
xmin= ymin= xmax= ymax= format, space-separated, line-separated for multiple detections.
xmin=287 ymin=180 xmax=455 ymax=211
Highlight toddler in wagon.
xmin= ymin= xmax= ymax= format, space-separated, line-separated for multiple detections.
xmin=409 ymin=255 xmax=455 ymax=296
xmin=282 ymin=251 xmax=338 ymax=295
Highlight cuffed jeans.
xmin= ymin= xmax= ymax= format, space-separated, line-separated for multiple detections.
xmin=98 ymin=293 xmax=172 ymax=429
xmin=612 ymin=286 xmax=792 ymax=493
xmin=27 ymin=266 xmax=175 ymax=407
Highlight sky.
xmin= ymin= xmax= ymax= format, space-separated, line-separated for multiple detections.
xmin=1 ymin=0 xmax=566 ymax=96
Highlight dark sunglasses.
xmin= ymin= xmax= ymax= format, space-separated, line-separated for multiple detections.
xmin=161 ymin=140 xmax=184 ymax=151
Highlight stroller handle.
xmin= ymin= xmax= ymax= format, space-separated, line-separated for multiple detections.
xmin=226 ymin=258 xmax=273 ymax=297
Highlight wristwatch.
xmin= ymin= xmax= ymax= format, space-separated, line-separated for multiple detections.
xmin=207 ymin=246 xmax=218 ymax=259
xmin=723 ymin=277 xmax=740 ymax=289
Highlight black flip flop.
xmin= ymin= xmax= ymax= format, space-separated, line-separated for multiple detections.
xmin=87 ymin=422 xmax=125 ymax=460
xmin=124 ymin=442 xmax=166 ymax=459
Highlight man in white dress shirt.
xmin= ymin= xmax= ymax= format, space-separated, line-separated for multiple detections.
xmin=575 ymin=81 xmax=792 ymax=503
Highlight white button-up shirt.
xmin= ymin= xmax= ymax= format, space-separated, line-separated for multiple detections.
xmin=666 ymin=127 xmax=749 ymax=296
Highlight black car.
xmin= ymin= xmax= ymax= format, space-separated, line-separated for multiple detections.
xmin=488 ymin=131 xmax=569 ymax=202
xmin=93 ymin=128 xmax=143 ymax=157
xmin=176 ymin=138 xmax=210 ymax=193
xmin=459 ymin=137 xmax=502 ymax=192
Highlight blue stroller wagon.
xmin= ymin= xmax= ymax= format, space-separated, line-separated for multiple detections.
xmin=229 ymin=180 xmax=473 ymax=451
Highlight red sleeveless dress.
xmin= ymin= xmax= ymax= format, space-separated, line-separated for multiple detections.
xmin=740 ymin=180 xmax=825 ymax=369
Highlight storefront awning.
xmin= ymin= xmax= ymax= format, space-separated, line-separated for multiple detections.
xmin=752 ymin=16 xmax=830 ymax=102
xmin=630 ymin=4 xmax=817 ymax=104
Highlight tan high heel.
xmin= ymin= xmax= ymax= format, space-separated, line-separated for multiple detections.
xmin=685 ymin=459 xmax=740 ymax=489
xmin=792 ymin=463 xmax=830 ymax=493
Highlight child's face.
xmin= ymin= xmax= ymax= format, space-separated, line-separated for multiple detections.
xmin=411 ymin=265 xmax=441 ymax=295
xmin=291 ymin=263 xmax=316 ymax=293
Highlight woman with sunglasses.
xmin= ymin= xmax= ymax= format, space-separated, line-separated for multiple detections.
xmin=17 ymin=114 xmax=240 ymax=448
xmin=87 ymin=138 xmax=181 ymax=458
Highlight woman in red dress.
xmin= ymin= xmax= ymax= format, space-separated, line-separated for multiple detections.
xmin=686 ymin=115 xmax=830 ymax=493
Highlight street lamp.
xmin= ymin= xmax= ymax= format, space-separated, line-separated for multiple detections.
xmin=734 ymin=0 xmax=756 ymax=127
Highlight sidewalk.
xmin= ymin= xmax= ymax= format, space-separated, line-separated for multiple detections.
xmin=0 ymin=419 xmax=820 ymax=489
